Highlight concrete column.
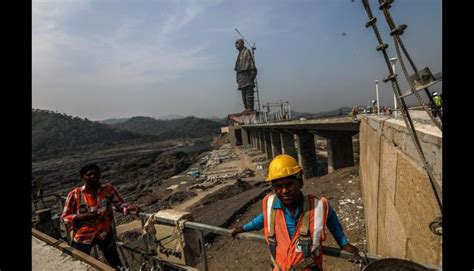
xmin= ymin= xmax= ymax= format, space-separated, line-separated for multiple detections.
xmin=264 ymin=130 xmax=272 ymax=159
xmin=248 ymin=129 xmax=254 ymax=148
xmin=242 ymin=128 xmax=250 ymax=145
xmin=258 ymin=130 xmax=265 ymax=152
xmin=251 ymin=130 xmax=257 ymax=149
xmin=228 ymin=126 xmax=237 ymax=147
xmin=295 ymin=131 xmax=318 ymax=178
xmin=327 ymin=132 xmax=354 ymax=172
xmin=270 ymin=131 xmax=282 ymax=157
xmin=280 ymin=132 xmax=297 ymax=160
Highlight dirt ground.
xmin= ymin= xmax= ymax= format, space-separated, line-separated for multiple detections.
xmin=194 ymin=165 xmax=366 ymax=271
xmin=34 ymin=141 xmax=366 ymax=271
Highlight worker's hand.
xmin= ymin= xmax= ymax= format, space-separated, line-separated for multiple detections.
xmin=341 ymin=243 xmax=362 ymax=264
xmin=123 ymin=204 xmax=140 ymax=217
xmin=230 ymin=226 xmax=245 ymax=238
xmin=75 ymin=212 xmax=100 ymax=222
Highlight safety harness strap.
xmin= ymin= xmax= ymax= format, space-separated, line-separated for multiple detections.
xmin=298 ymin=195 xmax=312 ymax=258
xmin=268 ymin=196 xmax=280 ymax=270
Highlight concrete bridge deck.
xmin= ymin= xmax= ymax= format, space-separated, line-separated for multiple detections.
xmin=242 ymin=116 xmax=359 ymax=132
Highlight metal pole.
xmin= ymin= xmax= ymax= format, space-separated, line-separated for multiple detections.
xmin=132 ymin=212 xmax=440 ymax=270
xmin=199 ymin=230 xmax=209 ymax=271
xmin=375 ymin=80 xmax=380 ymax=115
xmin=140 ymin=216 xmax=155 ymax=269
xmin=390 ymin=57 xmax=398 ymax=117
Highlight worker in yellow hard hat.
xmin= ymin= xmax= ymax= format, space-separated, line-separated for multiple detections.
xmin=431 ymin=92 xmax=442 ymax=118
xmin=231 ymin=154 xmax=361 ymax=271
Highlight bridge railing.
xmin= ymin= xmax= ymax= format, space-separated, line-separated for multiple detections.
xmin=129 ymin=211 xmax=442 ymax=271
xmin=38 ymin=195 xmax=441 ymax=270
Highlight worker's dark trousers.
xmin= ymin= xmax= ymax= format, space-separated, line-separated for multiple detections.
xmin=71 ymin=233 xmax=123 ymax=269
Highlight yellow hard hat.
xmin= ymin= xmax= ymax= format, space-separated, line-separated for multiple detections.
xmin=266 ymin=154 xmax=303 ymax=182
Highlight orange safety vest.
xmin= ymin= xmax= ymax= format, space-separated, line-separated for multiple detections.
xmin=262 ymin=193 xmax=329 ymax=271
xmin=70 ymin=185 xmax=115 ymax=243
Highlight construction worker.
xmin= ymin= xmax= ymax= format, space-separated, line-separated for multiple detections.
xmin=61 ymin=163 xmax=139 ymax=269
xmin=431 ymin=92 xmax=442 ymax=118
xmin=231 ymin=154 xmax=361 ymax=271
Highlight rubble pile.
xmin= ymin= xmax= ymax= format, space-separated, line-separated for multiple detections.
xmin=204 ymin=148 xmax=238 ymax=168
xmin=188 ymin=168 xmax=253 ymax=191
xmin=333 ymin=173 xmax=366 ymax=247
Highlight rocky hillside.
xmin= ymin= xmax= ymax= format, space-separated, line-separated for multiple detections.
xmin=32 ymin=109 xmax=157 ymax=161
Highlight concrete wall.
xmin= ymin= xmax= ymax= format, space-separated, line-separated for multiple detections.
xmin=359 ymin=116 xmax=442 ymax=265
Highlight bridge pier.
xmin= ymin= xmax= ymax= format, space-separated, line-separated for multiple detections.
xmin=270 ymin=131 xmax=282 ymax=157
xmin=258 ymin=130 xmax=265 ymax=153
xmin=280 ymin=132 xmax=298 ymax=160
xmin=264 ymin=130 xmax=272 ymax=159
xmin=242 ymin=128 xmax=250 ymax=145
xmin=250 ymin=129 xmax=258 ymax=149
xmin=295 ymin=131 xmax=318 ymax=178
xmin=318 ymin=131 xmax=355 ymax=173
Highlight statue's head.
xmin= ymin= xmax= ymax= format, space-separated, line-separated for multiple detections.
xmin=235 ymin=39 xmax=244 ymax=50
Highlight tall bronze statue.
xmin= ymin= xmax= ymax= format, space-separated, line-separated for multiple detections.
xmin=234 ymin=39 xmax=257 ymax=112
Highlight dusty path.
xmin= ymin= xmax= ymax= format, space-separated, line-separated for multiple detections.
xmin=32 ymin=236 xmax=97 ymax=271
xmin=174 ymin=180 xmax=236 ymax=211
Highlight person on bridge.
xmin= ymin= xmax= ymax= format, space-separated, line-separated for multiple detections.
xmin=61 ymin=163 xmax=139 ymax=269
xmin=231 ymin=154 xmax=361 ymax=271
xmin=431 ymin=92 xmax=442 ymax=118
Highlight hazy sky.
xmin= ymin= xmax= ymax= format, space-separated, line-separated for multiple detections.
xmin=32 ymin=0 xmax=442 ymax=121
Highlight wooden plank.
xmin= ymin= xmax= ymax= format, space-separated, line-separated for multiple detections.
xmin=32 ymin=228 xmax=116 ymax=271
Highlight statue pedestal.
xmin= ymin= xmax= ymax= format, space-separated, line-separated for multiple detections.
xmin=226 ymin=110 xmax=260 ymax=147
xmin=227 ymin=110 xmax=260 ymax=126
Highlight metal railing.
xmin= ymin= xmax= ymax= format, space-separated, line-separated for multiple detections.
xmin=131 ymin=211 xmax=442 ymax=271
xmin=40 ymin=195 xmax=441 ymax=270
xmin=256 ymin=101 xmax=292 ymax=123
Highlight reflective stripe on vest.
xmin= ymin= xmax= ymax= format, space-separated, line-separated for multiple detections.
xmin=72 ymin=186 xmax=113 ymax=242
xmin=266 ymin=194 xmax=276 ymax=236
xmin=311 ymin=197 xmax=326 ymax=256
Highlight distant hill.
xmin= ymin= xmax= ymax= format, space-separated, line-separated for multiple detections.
xmin=111 ymin=116 xmax=222 ymax=140
xmin=99 ymin=117 xmax=131 ymax=125
xmin=207 ymin=117 xmax=227 ymax=125
xmin=32 ymin=109 xmax=156 ymax=161
xmin=157 ymin=114 xmax=184 ymax=120
xmin=290 ymin=110 xmax=316 ymax=119
xmin=314 ymin=106 xmax=352 ymax=117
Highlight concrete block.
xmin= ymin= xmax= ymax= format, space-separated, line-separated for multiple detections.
xmin=376 ymin=216 xmax=390 ymax=257
xmin=359 ymin=120 xmax=380 ymax=253
xmin=406 ymin=236 xmax=441 ymax=265
xmin=384 ymin=196 xmax=407 ymax=259
xmin=394 ymin=154 xmax=442 ymax=265
xmin=376 ymin=181 xmax=387 ymax=255
xmin=380 ymin=140 xmax=397 ymax=203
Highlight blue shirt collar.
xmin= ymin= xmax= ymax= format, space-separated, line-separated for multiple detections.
xmin=273 ymin=196 xmax=283 ymax=209
xmin=272 ymin=194 xmax=304 ymax=210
